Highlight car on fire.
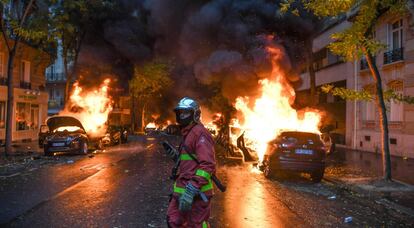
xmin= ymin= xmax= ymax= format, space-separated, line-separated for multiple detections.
xmin=101 ymin=125 xmax=129 ymax=146
xmin=40 ymin=116 xmax=103 ymax=156
xmin=260 ymin=131 xmax=332 ymax=182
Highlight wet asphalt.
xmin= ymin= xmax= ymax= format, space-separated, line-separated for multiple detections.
xmin=0 ymin=135 xmax=413 ymax=227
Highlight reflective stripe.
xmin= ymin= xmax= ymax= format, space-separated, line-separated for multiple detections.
xmin=180 ymin=153 xmax=197 ymax=161
xmin=173 ymin=181 xmax=213 ymax=193
xmin=196 ymin=169 xmax=211 ymax=180
xmin=173 ymin=182 xmax=185 ymax=194
xmin=202 ymin=221 xmax=208 ymax=228
xmin=200 ymin=179 xmax=213 ymax=192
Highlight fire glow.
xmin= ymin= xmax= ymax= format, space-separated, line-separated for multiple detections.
xmin=233 ymin=46 xmax=322 ymax=162
xmin=60 ymin=79 xmax=113 ymax=137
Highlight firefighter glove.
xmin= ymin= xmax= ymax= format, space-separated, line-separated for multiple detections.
xmin=178 ymin=182 xmax=199 ymax=211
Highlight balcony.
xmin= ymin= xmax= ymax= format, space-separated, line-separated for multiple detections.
xmin=383 ymin=48 xmax=404 ymax=65
xmin=0 ymin=77 xmax=6 ymax=85
xmin=20 ymin=81 xmax=31 ymax=89
xmin=46 ymin=72 xmax=66 ymax=82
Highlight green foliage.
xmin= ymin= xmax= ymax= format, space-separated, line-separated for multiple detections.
xmin=0 ymin=0 xmax=52 ymax=48
xmin=321 ymin=84 xmax=414 ymax=104
xmin=129 ymin=59 xmax=173 ymax=99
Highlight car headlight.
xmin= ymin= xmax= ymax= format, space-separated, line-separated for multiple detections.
xmin=71 ymin=140 xmax=80 ymax=148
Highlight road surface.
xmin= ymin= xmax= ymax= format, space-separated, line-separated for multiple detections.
xmin=0 ymin=135 xmax=412 ymax=227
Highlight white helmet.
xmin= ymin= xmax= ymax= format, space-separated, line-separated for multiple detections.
xmin=174 ymin=97 xmax=201 ymax=125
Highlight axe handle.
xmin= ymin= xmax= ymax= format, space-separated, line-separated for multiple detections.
xmin=211 ymin=174 xmax=226 ymax=192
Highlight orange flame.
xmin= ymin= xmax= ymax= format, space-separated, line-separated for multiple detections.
xmin=233 ymin=46 xmax=322 ymax=162
xmin=146 ymin=122 xmax=157 ymax=128
xmin=60 ymin=79 xmax=113 ymax=137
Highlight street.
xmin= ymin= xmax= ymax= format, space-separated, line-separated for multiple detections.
xmin=1 ymin=135 xmax=413 ymax=227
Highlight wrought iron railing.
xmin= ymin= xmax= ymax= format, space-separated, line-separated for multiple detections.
xmin=20 ymin=81 xmax=31 ymax=89
xmin=46 ymin=72 xmax=66 ymax=82
xmin=0 ymin=77 xmax=6 ymax=85
xmin=384 ymin=47 xmax=404 ymax=65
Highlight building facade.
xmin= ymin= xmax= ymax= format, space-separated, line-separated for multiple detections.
xmin=298 ymin=9 xmax=414 ymax=158
xmin=0 ymin=41 xmax=51 ymax=142
xmin=45 ymin=42 xmax=66 ymax=115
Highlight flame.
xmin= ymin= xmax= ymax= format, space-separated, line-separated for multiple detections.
xmin=59 ymin=79 xmax=113 ymax=137
xmin=145 ymin=122 xmax=157 ymax=128
xmin=233 ymin=46 xmax=322 ymax=162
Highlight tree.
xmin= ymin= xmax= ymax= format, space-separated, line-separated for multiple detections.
xmin=129 ymin=59 xmax=173 ymax=131
xmin=0 ymin=0 xmax=50 ymax=156
xmin=50 ymin=0 xmax=115 ymax=102
xmin=284 ymin=0 xmax=408 ymax=181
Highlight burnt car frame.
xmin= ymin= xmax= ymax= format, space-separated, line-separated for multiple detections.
xmin=102 ymin=125 xmax=129 ymax=146
xmin=40 ymin=116 xmax=103 ymax=156
xmin=260 ymin=131 xmax=331 ymax=182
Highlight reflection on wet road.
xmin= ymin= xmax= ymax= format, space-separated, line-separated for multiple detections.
xmin=2 ymin=135 xmax=413 ymax=227
xmin=215 ymin=166 xmax=306 ymax=228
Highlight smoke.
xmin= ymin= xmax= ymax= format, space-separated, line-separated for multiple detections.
xmin=75 ymin=0 xmax=319 ymax=120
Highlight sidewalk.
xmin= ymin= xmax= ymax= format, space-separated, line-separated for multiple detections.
xmin=0 ymin=141 xmax=49 ymax=177
xmin=327 ymin=147 xmax=414 ymax=185
xmin=325 ymin=147 xmax=414 ymax=215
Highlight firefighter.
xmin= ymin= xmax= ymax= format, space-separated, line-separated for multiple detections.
xmin=167 ymin=97 xmax=216 ymax=228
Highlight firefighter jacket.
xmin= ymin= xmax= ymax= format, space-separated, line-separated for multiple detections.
xmin=173 ymin=123 xmax=216 ymax=198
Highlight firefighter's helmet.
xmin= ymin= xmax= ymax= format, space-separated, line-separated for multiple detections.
xmin=174 ymin=97 xmax=201 ymax=126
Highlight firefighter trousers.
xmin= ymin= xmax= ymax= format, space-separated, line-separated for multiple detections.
xmin=167 ymin=196 xmax=211 ymax=228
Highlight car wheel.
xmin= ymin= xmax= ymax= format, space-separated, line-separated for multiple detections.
xmin=80 ymin=141 xmax=88 ymax=154
xmin=311 ymin=169 xmax=324 ymax=183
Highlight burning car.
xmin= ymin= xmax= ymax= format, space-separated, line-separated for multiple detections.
xmin=101 ymin=125 xmax=129 ymax=146
xmin=260 ymin=131 xmax=331 ymax=182
xmin=41 ymin=116 xmax=103 ymax=156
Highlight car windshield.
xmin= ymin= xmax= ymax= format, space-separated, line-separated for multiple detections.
xmin=54 ymin=126 xmax=84 ymax=133
xmin=279 ymin=131 xmax=323 ymax=145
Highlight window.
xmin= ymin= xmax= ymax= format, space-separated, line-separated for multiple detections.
xmin=30 ymin=104 xmax=39 ymax=129
xmin=16 ymin=103 xmax=39 ymax=130
xmin=16 ymin=102 xmax=30 ymax=131
xmin=0 ymin=101 xmax=5 ymax=128
xmin=20 ymin=60 xmax=31 ymax=83
xmin=387 ymin=80 xmax=404 ymax=122
xmin=364 ymin=101 xmax=376 ymax=121
xmin=391 ymin=19 xmax=403 ymax=50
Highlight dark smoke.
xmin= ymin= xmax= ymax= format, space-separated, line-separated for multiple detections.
xmin=76 ymin=0 xmax=320 ymax=120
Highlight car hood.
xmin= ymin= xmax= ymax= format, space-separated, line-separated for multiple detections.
xmin=47 ymin=116 xmax=85 ymax=132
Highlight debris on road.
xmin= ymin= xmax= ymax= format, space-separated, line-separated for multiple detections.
xmin=67 ymin=160 xmax=74 ymax=164
xmin=328 ymin=195 xmax=337 ymax=200
xmin=344 ymin=216 xmax=353 ymax=223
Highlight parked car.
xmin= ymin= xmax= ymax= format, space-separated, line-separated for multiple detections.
xmin=260 ymin=131 xmax=331 ymax=182
xmin=40 ymin=116 xmax=103 ymax=156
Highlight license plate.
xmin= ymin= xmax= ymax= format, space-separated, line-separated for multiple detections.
xmin=295 ymin=149 xmax=313 ymax=155
xmin=53 ymin=142 xmax=65 ymax=147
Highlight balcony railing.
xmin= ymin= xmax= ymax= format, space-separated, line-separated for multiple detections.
xmin=0 ymin=77 xmax=6 ymax=85
xmin=360 ymin=58 xmax=368 ymax=70
xmin=384 ymin=47 xmax=404 ymax=65
xmin=20 ymin=81 xmax=31 ymax=89
xmin=46 ymin=72 xmax=66 ymax=82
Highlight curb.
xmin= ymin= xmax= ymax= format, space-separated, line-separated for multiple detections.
xmin=324 ymin=176 xmax=414 ymax=217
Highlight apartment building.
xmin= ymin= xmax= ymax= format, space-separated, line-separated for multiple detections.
xmin=0 ymin=40 xmax=52 ymax=142
xmin=45 ymin=43 xmax=66 ymax=115
xmin=298 ymin=10 xmax=414 ymax=158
